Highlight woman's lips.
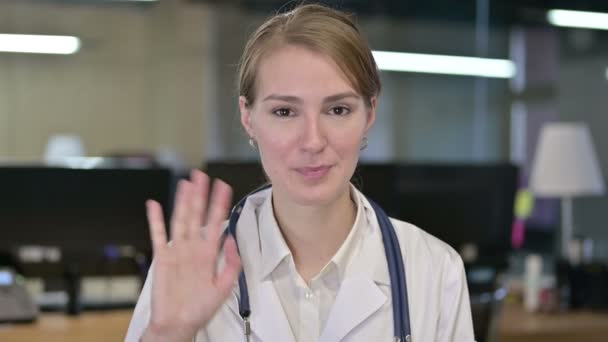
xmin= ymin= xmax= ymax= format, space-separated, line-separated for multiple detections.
xmin=295 ymin=165 xmax=332 ymax=179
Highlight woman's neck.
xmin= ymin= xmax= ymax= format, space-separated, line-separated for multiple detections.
xmin=271 ymin=186 xmax=357 ymax=283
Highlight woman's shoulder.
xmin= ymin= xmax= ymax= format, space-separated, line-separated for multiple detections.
xmin=388 ymin=217 xmax=464 ymax=267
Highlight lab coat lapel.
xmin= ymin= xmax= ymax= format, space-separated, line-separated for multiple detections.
xmin=320 ymin=194 xmax=392 ymax=342
xmin=249 ymin=279 xmax=296 ymax=342
xmin=320 ymin=275 xmax=387 ymax=342
xmin=226 ymin=192 xmax=296 ymax=342
xmin=228 ymin=279 xmax=296 ymax=342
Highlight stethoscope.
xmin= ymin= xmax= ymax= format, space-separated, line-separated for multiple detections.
xmin=223 ymin=184 xmax=412 ymax=342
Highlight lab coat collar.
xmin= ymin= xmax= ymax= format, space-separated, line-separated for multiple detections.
xmin=243 ymin=184 xmax=392 ymax=287
xmin=228 ymin=184 xmax=393 ymax=341
xmin=257 ymin=191 xmax=291 ymax=280
xmin=257 ymin=184 xmax=366 ymax=283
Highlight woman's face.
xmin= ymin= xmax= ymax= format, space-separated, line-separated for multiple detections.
xmin=240 ymin=44 xmax=376 ymax=206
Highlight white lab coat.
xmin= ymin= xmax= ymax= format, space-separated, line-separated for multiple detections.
xmin=126 ymin=187 xmax=476 ymax=342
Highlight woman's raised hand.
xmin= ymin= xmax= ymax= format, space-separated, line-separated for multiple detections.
xmin=142 ymin=170 xmax=241 ymax=342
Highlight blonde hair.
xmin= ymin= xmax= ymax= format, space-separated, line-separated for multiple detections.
xmin=237 ymin=3 xmax=381 ymax=108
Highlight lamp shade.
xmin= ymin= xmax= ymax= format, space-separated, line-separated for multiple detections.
xmin=530 ymin=122 xmax=605 ymax=197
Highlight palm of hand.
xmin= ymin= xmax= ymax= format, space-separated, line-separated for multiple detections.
xmin=144 ymin=170 xmax=241 ymax=338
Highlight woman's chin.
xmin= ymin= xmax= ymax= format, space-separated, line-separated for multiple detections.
xmin=270 ymin=167 xmax=349 ymax=206
xmin=288 ymin=179 xmax=346 ymax=206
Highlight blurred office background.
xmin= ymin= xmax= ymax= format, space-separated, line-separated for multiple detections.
xmin=0 ymin=0 xmax=607 ymax=341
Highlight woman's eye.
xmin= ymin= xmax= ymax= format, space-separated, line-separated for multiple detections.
xmin=272 ymin=108 xmax=293 ymax=117
xmin=329 ymin=106 xmax=350 ymax=116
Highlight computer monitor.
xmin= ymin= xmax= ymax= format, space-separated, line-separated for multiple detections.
xmin=0 ymin=166 xmax=171 ymax=257
xmin=202 ymin=161 xmax=517 ymax=266
xmin=203 ymin=161 xmax=268 ymax=207
xmin=357 ymin=163 xmax=518 ymax=267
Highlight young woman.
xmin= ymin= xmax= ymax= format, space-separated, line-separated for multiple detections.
xmin=127 ymin=4 xmax=475 ymax=342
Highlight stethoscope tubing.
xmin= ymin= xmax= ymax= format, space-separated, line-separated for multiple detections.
xmin=223 ymin=184 xmax=411 ymax=340
xmin=367 ymin=198 xmax=412 ymax=340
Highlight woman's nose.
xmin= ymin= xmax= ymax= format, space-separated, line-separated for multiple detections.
xmin=299 ymin=114 xmax=327 ymax=153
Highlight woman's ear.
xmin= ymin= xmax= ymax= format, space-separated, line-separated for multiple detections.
xmin=239 ymin=96 xmax=254 ymax=138
xmin=364 ymin=96 xmax=377 ymax=134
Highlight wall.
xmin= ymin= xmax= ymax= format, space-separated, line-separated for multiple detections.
xmin=0 ymin=0 xmax=213 ymax=167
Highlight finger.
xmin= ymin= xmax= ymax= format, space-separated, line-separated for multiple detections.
xmin=214 ymin=235 xmax=241 ymax=298
xmin=205 ymin=179 xmax=232 ymax=245
xmin=170 ymin=180 xmax=192 ymax=241
xmin=188 ymin=170 xmax=209 ymax=239
xmin=146 ymin=200 xmax=167 ymax=255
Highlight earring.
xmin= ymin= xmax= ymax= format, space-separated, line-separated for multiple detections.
xmin=360 ymin=136 xmax=368 ymax=151
xmin=248 ymin=137 xmax=258 ymax=151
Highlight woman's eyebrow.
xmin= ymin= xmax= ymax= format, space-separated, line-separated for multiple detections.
xmin=323 ymin=92 xmax=360 ymax=103
xmin=262 ymin=94 xmax=302 ymax=103
xmin=262 ymin=92 xmax=360 ymax=103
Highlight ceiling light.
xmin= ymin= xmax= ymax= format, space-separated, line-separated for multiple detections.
xmin=372 ymin=50 xmax=516 ymax=78
xmin=0 ymin=34 xmax=81 ymax=55
xmin=547 ymin=9 xmax=608 ymax=31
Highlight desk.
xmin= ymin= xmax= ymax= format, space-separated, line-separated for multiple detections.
xmin=1 ymin=305 xmax=608 ymax=341
xmin=0 ymin=310 xmax=132 ymax=342
xmin=499 ymin=303 xmax=608 ymax=342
